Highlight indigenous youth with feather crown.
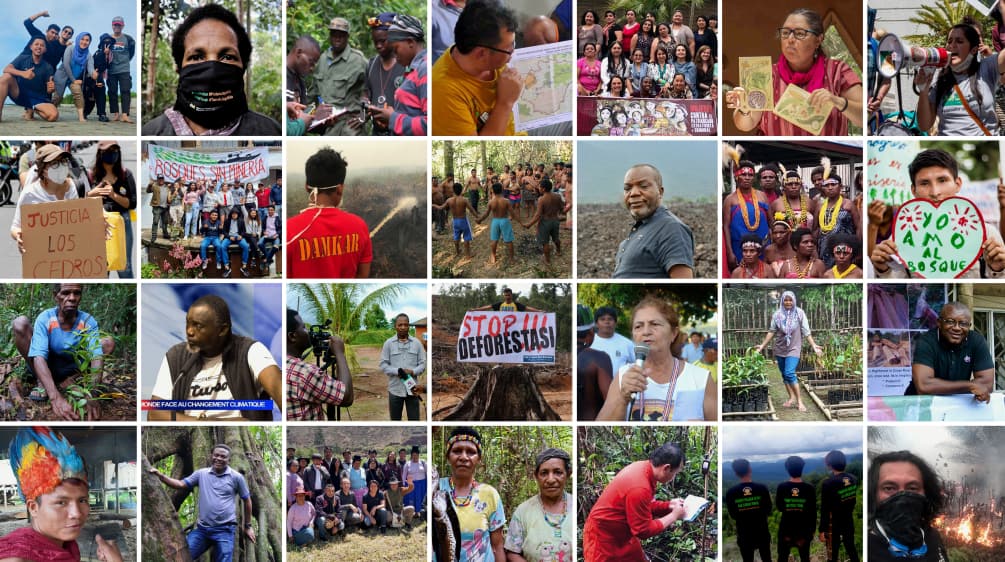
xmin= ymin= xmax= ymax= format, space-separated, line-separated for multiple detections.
xmin=0 ymin=427 xmax=124 ymax=562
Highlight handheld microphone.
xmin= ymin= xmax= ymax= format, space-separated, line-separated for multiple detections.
xmin=627 ymin=343 xmax=650 ymax=421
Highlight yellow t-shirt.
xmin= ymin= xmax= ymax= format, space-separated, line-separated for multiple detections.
xmin=432 ymin=46 xmax=515 ymax=136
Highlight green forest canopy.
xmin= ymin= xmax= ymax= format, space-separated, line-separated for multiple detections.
xmin=433 ymin=140 xmax=573 ymax=178
xmin=578 ymin=283 xmax=718 ymax=338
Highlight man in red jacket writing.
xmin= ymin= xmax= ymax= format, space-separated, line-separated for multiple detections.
xmin=583 ymin=442 xmax=689 ymax=561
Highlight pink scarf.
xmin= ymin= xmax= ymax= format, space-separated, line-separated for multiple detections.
xmin=777 ymin=54 xmax=826 ymax=92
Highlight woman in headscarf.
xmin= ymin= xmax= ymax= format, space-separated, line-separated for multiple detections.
xmin=503 ymin=449 xmax=573 ymax=562
xmin=439 ymin=427 xmax=505 ymax=561
xmin=54 ymin=32 xmax=95 ymax=122
xmin=755 ymin=290 xmax=824 ymax=411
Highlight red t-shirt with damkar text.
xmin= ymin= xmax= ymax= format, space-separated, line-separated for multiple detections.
xmin=287 ymin=207 xmax=373 ymax=278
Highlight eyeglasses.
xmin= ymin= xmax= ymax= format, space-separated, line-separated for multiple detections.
xmin=776 ymin=28 xmax=819 ymax=40
xmin=477 ymin=43 xmax=515 ymax=56
xmin=939 ymin=319 xmax=972 ymax=329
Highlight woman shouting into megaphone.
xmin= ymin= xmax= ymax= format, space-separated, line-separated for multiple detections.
xmin=916 ymin=23 xmax=1005 ymax=135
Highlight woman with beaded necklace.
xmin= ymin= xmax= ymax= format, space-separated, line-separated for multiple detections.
xmin=755 ymin=290 xmax=824 ymax=412
xmin=778 ymin=227 xmax=826 ymax=279
xmin=770 ymin=169 xmax=814 ymax=230
xmin=440 ymin=427 xmax=506 ymax=562
xmin=814 ymin=173 xmax=860 ymax=268
xmin=730 ymin=234 xmax=775 ymax=279
xmin=503 ymin=449 xmax=573 ymax=562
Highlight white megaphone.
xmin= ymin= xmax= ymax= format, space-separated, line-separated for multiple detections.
xmin=878 ymin=33 xmax=949 ymax=79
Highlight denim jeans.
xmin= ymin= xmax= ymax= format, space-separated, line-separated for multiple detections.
xmin=201 ymin=237 xmax=226 ymax=265
xmin=291 ymin=525 xmax=315 ymax=546
xmin=315 ymin=515 xmax=342 ymax=541
xmin=184 ymin=205 xmax=201 ymax=238
xmin=259 ymin=237 xmax=278 ymax=263
xmin=187 ymin=522 xmax=236 ymax=562
xmin=223 ymin=237 xmax=250 ymax=265
xmin=776 ymin=355 xmax=800 ymax=384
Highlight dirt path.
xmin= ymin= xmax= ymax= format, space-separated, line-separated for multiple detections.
xmin=432 ymin=210 xmax=573 ymax=278
xmin=766 ymin=363 xmax=828 ymax=422
xmin=340 ymin=345 xmax=427 ymax=422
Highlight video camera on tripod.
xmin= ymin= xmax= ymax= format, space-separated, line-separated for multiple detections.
xmin=309 ymin=319 xmax=334 ymax=365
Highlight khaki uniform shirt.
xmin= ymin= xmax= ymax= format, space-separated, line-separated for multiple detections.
xmin=308 ymin=46 xmax=366 ymax=136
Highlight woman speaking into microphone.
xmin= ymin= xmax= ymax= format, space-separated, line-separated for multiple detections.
xmin=596 ymin=296 xmax=716 ymax=421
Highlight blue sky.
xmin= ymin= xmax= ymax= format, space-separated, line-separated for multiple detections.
xmin=295 ymin=283 xmax=428 ymax=327
xmin=722 ymin=425 xmax=863 ymax=462
xmin=578 ymin=141 xmax=718 ymax=204
xmin=0 ymin=2 xmax=139 ymax=97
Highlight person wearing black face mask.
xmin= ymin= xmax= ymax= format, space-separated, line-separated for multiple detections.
xmin=87 ymin=141 xmax=135 ymax=278
xmin=868 ymin=451 xmax=948 ymax=562
xmin=142 ymin=4 xmax=280 ymax=136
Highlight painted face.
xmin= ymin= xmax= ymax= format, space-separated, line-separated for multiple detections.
xmin=623 ymin=165 xmax=663 ymax=220
xmin=183 ymin=19 xmax=243 ymax=68
xmin=822 ymin=179 xmax=842 ymax=199
xmin=779 ymin=14 xmax=822 ymax=71
xmin=833 ymin=243 xmax=853 ymax=266
xmin=29 ymin=480 xmax=90 ymax=545
xmin=876 ymin=461 xmax=925 ymax=503
xmin=736 ymin=169 xmax=754 ymax=189
xmin=911 ymin=166 xmax=962 ymax=203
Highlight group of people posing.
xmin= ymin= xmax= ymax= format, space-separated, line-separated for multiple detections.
xmin=433 ymin=161 xmax=572 ymax=268
xmin=286 ymin=445 xmax=427 ymax=545
xmin=0 ymin=10 xmax=134 ymax=123
xmin=724 ymin=159 xmax=863 ymax=279
xmin=145 ymin=175 xmax=283 ymax=277
xmin=578 ymin=9 xmax=717 ymax=101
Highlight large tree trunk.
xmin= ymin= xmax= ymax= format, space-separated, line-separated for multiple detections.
xmin=444 ymin=140 xmax=454 ymax=177
xmin=442 ymin=365 xmax=561 ymax=421
xmin=145 ymin=0 xmax=161 ymax=118
xmin=142 ymin=427 xmax=281 ymax=562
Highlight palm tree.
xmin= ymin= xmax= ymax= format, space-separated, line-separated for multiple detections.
xmin=906 ymin=0 xmax=981 ymax=47
xmin=289 ymin=283 xmax=405 ymax=371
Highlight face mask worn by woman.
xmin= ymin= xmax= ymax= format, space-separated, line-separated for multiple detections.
xmin=47 ymin=164 xmax=70 ymax=184
xmin=174 ymin=61 xmax=249 ymax=129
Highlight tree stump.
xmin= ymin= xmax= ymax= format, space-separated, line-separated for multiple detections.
xmin=442 ymin=365 xmax=561 ymax=421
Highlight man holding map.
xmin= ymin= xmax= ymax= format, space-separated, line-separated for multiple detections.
xmin=431 ymin=0 xmax=523 ymax=135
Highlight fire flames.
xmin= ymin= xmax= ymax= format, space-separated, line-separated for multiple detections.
xmin=932 ymin=505 xmax=1003 ymax=548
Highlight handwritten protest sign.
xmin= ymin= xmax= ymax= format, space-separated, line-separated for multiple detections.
xmin=22 ymin=198 xmax=106 ymax=278
xmin=147 ymin=145 xmax=271 ymax=184
xmin=892 ymin=196 xmax=986 ymax=278
xmin=868 ymin=140 xmax=920 ymax=207
xmin=457 ymin=311 xmax=556 ymax=364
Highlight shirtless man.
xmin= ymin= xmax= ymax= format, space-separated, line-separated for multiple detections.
xmin=521 ymin=170 xmax=540 ymax=218
xmin=769 ymin=170 xmax=814 ymax=230
xmin=431 ymin=176 xmax=445 ymax=234
xmin=506 ymin=171 xmax=522 ymax=219
xmin=563 ymin=165 xmax=573 ymax=229
xmin=476 ymin=183 xmax=517 ymax=266
xmin=440 ymin=173 xmax=455 ymax=202
xmin=433 ymin=182 xmax=477 ymax=257
xmin=522 ymin=178 xmax=564 ymax=265
xmin=465 ymin=168 xmax=481 ymax=212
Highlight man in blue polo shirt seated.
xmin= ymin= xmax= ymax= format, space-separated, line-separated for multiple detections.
xmin=907 ymin=301 xmax=994 ymax=402
xmin=11 ymin=283 xmax=114 ymax=421
xmin=148 ymin=443 xmax=256 ymax=562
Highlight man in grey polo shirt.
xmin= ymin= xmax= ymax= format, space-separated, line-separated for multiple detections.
xmin=149 ymin=443 xmax=256 ymax=561
xmin=379 ymin=313 xmax=425 ymax=421
xmin=613 ymin=163 xmax=695 ymax=278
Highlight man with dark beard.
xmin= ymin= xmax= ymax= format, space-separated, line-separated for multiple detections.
xmin=613 ymin=163 xmax=694 ymax=278
xmin=868 ymin=451 xmax=948 ymax=561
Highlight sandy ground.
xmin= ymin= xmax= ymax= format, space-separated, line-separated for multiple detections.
xmin=0 ymin=106 xmax=137 ymax=135
xmin=338 ymin=345 xmax=427 ymax=422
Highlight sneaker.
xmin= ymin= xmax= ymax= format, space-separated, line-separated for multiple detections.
xmin=98 ymin=115 xmax=109 ymax=122
xmin=223 ymin=266 xmax=232 ymax=278
xmin=216 ymin=261 xmax=222 ymax=270
xmin=201 ymin=261 xmax=208 ymax=270
xmin=240 ymin=266 xmax=249 ymax=278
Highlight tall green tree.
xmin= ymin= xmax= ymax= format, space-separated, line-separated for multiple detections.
xmin=289 ymin=283 xmax=404 ymax=370
xmin=363 ymin=303 xmax=390 ymax=330
xmin=906 ymin=0 xmax=983 ymax=47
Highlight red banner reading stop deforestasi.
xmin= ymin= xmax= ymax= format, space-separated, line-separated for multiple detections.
xmin=457 ymin=311 xmax=556 ymax=364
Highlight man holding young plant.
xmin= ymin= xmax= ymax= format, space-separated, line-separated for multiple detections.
xmin=10 ymin=283 xmax=114 ymax=421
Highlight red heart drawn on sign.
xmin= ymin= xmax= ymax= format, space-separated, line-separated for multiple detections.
xmin=891 ymin=196 xmax=986 ymax=279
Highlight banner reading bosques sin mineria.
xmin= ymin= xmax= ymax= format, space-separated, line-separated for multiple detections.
xmin=457 ymin=311 xmax=556 ymax=364
xmin=146 ymin=145 xmax=271 ymax=184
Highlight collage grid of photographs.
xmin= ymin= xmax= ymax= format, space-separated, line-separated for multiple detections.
xmin=0 ymin=0 xmax=1001 ymax=561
